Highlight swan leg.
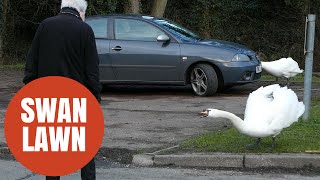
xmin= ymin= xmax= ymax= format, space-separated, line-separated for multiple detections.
xmin=286 ymin=78 xmax=290 ymax=86
xmin=267 ymin=137 xmax=276 ymax=151
xmin=245 ymin=138 xmax=261 ymax=149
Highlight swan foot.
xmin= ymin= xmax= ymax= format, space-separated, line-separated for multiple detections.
xmin=245 ymin=138 xmax=261 ymax=149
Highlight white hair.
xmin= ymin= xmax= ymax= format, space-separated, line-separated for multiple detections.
xmin=61 ymin=0 xmax=88 ymax=12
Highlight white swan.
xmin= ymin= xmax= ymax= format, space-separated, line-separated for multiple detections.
xmin=261 ymin=57 xmax=303 ymax=83
xmin=199 ymin=84 xmax=305 ymax=149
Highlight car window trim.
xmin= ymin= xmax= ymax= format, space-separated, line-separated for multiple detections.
xmin=108 ymin=16 xmax=114 ymax=40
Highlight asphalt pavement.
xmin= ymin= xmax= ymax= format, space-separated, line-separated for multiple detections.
xmin=0 ymin=70 xmax=320 ymax=179
xmin=1 ymin=159 xmax=320 ymax=180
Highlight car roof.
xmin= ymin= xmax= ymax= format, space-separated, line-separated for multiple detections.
xmin=86 ymin=14 xmax=166 ymax=21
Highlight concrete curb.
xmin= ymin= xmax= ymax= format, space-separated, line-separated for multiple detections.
xmin=245 ymin=154 xmax=320 ymax=169
xmin=132 ymin=153 xmax=320 ymax=169
xmin=154 ymin=153 xmax=243 ymax=168
xmin=132 ymin=154 xmax=155 ymax=166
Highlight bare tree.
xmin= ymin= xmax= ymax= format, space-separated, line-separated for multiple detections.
xmin=312 ymin=0 xmax=320 ymax=71
xmin=151 ymin=0 xmax=168 ymax=17
xmin=0 ymin=0 xmax=8 ymax=60
xmin=125 ymin=0 xmax=141 ymax=14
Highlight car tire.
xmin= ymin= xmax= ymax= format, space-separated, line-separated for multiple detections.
xmin=190 ymin=64 xmax=218 ymax=96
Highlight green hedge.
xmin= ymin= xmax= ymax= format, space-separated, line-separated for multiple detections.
xmin=2 ymin=0 xmax=319 ymax=71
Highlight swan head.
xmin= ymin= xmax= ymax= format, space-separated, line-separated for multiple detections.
xmin=199 ymin=108 xmax=218 ymax=118
xmin=199 ymin=108 xmax=246 ymax=133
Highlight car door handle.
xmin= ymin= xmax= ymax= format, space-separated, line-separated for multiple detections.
xmin=112 ymin=46 xmax=122 ymax=51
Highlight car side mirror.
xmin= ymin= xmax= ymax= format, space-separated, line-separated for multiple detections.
xmin=157 ymin=35 xmax=170 ymax=42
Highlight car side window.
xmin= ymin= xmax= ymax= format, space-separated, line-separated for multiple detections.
xmin=115 ymin=19 xmax=165 ymax=41
xmin=86 ymin=18 xmax=108 ymax=38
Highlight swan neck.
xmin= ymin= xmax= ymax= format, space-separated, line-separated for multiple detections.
xmin=213 ymin=110 xmax=245 ymax=131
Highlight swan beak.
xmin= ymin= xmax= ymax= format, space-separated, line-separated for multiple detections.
xmin=199 ymin=110 xmax=209 ymax=117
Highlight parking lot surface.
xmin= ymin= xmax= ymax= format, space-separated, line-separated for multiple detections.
xmin=0 ymin=70 xmax=318 ymax=153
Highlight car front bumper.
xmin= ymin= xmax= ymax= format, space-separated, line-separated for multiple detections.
xmin=218 ymin=60 xmax=262 ymax=85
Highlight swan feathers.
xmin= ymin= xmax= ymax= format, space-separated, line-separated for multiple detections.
xmin=199 ymin=84 xmax=305 ymax=149
xmin=261 ymin=57 xmax=303 ymax=81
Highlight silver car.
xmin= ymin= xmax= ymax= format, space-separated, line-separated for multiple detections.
xmin=86 ymin=14 xmax=262 ymax=96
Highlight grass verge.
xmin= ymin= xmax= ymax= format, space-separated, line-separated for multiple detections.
xmin=0 ymin=63 xmax=24 ymax=70
xmin=181 ymin=99 xmax=320 ymax=153
xmin=261 ymin=73 xmax=320 ymax=83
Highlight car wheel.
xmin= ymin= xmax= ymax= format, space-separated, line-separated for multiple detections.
xmin=190 ymin=64 xmax=218 ymax=96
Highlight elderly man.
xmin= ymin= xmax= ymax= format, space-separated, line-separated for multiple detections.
xmin=23 ymin=0 xmax=101 ymax=179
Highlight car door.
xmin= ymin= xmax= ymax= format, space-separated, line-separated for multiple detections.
xmin=110 ymin=18 xmax=181 ymax=83
xmin=86 ymin=17 xmax=115 ymax=81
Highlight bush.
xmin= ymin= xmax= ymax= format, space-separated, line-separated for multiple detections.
xmin=2 ymin=0 xmax=319 ymax=71
xmin=165 ymin=0 xmax=309 ymax=67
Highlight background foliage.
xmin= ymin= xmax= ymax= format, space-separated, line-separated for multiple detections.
xmin=1 ymin=0 xmax=319 ymax=71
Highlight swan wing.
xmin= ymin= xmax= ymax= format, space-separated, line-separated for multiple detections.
xmin=244 ymin=84 xmax=281 ymax=125
xmin=261 ymin=61 xmax=282 ymax=77
xmin=261 ymin=58 xmax=303 ymax=78
xmin=282 ymin=58 xmax=304 ymax=77
xmin=244 ymin=85 xmax=304 ymax=134
xmin=268 ymin=86 xmax=305 ymax=131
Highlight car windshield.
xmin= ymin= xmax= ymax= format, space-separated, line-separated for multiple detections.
xmin=153 ymin=19 xmax=201 ymax=41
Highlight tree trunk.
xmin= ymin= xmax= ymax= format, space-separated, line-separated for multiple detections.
xmin=201 ymin=6 xmax=211 ymax=38
xmin=0 ymin=0 xmax=9 ymax=61
xmin=312 ymin=0 xmax=320 ymax=71
xmin=1 ymin=0 xmax=15 ymax=64
xmin=0 ymin=30 xmax=3 ymax=63
xmin=151 ymin=0 xmax=168 ymax=17
xmin=125 ymin=0 xmax=141 ymax=14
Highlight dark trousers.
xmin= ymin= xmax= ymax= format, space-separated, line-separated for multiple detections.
xmin=46 ymin=158 xmax=96 ymax=180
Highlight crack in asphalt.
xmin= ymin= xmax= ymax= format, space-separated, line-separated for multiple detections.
xmin=103 ymin=108 xmax=200 ymax=115
xmin=16 ymin=173 xmax=37 ymax=180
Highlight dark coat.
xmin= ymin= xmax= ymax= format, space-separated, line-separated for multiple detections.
xmin=23 ymin=7 xmax=102 ymax=102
